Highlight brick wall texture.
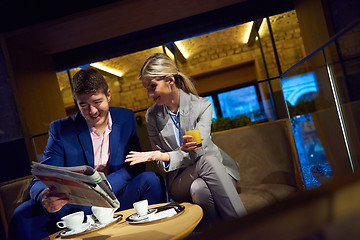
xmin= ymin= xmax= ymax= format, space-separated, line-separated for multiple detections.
xmin=57 ymin=10 xmax=306 ymax=121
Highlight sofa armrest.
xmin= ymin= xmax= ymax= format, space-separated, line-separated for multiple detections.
xmin=0 ymin=175 xmax=33 ymax=236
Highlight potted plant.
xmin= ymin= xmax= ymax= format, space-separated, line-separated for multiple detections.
xmin=211 ymin=114 xmax=253 ymax=132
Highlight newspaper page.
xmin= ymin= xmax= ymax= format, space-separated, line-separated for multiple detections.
xmin=31 ymin=162 xmax=120 ymax=208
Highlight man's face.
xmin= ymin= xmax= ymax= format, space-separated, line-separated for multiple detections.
xmin=76 ymin=89 xmax=111 ymax=131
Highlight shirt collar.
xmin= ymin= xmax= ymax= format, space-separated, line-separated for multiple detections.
xmin=165 ymin=105 xmax=179 ymax=117
xmin=86 ymin=112 xmax=112 ymax=135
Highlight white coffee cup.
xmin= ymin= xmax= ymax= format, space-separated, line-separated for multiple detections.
xmin=92 ymin=206 xmax=116 ymax=225
xmin=56 ymin=211 xmax=84 ymax=231
xmin=133 ymin=199 xmax=148 ymax=216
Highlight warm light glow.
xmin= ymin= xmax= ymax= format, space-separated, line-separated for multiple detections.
xmin=242 ymin=21 xmax=253 ymax=44
xmin=258 ymin=19 xmax=267 ymax=37
xmin=164 ymin=46 xmax=175 ymax=60
xmin=90 ymin=63 xmax=123 ymax=77
xmin=174 ymin=41 xmax=189 ymax=59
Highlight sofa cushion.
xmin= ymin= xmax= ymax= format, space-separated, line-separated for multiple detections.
xmin=211 ymin=120 xmax=304 ymax=214
xmin=212 ymin=119 xmax=302 ymax=189
xmin=239 ymin=184 xmax=297 ymax=213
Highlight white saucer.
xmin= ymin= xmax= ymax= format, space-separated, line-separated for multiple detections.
xmin=59 ymin=222 xmax=91 ymax=237
xmin=128 ymin=208 xmax=157 ymax=221
xmin=90 ymin=215 xmax=123 ymax=228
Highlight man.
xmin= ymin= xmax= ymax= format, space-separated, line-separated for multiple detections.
xmin=9 ymin=67 xmax=165 ymax=240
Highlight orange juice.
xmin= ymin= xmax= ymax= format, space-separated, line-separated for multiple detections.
xmin=185 ymin=129 xmax=202 ymax=147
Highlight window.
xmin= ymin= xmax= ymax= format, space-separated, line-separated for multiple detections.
xmin=203 ymin=96 xmax=217 ymax=121
xmin=204 ymin=84 xmax=266 ymax=122
xmin=218 ymin=86 xmax=264 ymax=121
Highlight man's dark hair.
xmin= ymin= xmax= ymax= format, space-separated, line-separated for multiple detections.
xmin=71 ymin=66 xmax=109 ymax=99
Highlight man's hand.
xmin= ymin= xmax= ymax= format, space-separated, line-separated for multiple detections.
xmin=41 ymin=187 xmax=69 ymax=213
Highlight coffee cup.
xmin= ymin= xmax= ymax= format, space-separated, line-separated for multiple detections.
xmin=56 ymin=211 xmax=84 ymax=231
xmin=185 ymin=129 xmax=202 ymax=147
xmin=92 ymin=206 xmax=116 ymax=225
xmin=133 ymin=199 xmax=148 ymax=216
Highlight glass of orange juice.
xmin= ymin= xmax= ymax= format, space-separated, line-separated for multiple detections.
xmin=185 ymin=129 xmax=202 ymax=147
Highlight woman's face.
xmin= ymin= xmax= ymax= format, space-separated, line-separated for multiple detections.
xmin=142 ymin=77 xmax=173 ymax=106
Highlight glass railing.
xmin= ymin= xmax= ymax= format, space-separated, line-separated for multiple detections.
xmin=280 ymin=18 xmax=360 ymax=189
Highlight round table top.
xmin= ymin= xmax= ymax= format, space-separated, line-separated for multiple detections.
xmin=47 ymin=202 xmax=203 ymax=240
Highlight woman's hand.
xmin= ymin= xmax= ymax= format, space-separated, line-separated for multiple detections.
xmin=41 ymin=186 xmax=69 ymax=213
xmin=181 ymin=135 xmax=203 ymax=152
xmin=125 ymin=151 xmax=167 ymax=165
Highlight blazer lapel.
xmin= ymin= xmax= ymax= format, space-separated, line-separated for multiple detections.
xmin=156 ymin=106 xmax=179 ymax=150
xmin=179 ymin=89 xmax=192 ymax=134
xmin=109 ymin=120 xmax=120 ymax=164
xmin=74 ymin=113 xmax=94 ymax=167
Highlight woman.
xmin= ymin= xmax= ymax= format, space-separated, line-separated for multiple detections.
xmin=126 ymin=53 xmax=247 ymax=227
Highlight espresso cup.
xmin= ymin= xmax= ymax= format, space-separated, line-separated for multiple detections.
xmin=92 ymin=206 xmax=116 ymax=225
xmin=56 ymin=211 xmax=84 ymax=231
xmin=185 ymin=129 xmax=202 ymax=147
xmin=133 ymin=199 xmax=148 ymax=216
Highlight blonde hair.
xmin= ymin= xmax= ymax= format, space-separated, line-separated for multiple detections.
xmin=139 ymin=53 xmax=198 ymax=95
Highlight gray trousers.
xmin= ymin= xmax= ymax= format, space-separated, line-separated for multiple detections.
xmin=168 ymin=154 xmax=247 ymax=227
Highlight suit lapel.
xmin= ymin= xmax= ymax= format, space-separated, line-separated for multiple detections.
xmin=156 ymin=106 xmax=179 ymax=150
xmin=155 ymin=90 xmax=193 ymax=150
xmin=74 ymin=113 xmax=94 ymax=167
xmin=109 ymin=119 xmax=120 ymax=164
xmin=179 ymin=89 xmax=192 ymax=134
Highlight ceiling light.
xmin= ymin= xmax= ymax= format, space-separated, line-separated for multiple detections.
xmin=90 ymin=63 xmax=123 ymax=77
xmin=164 ymin=47 xmax=175 ymax=60
xmin=243 ymin=21 xmax=253 ymax=44
xmin=258 ymin=19 xmax=267 ymax=37
xmin=174 ymin=41 xmax=189 ymax=59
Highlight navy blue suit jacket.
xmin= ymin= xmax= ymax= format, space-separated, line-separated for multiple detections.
xmin=29 ymin=107 xmax=144 ymax=204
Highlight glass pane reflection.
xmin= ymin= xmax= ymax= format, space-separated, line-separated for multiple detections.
xmin=218 ymin=86 xmax=263 ymax=121
xmin=203 ymin=96 xmax=217 ymax=121
xmin=281 ymin=72 xmax=333 ymax=189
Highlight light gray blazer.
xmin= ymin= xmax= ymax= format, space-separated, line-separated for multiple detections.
xmin=145 ymin=89 xmax=240 ymax=185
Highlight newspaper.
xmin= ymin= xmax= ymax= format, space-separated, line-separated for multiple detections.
xmin=31 ymin=162 xmax=120 ymax=209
